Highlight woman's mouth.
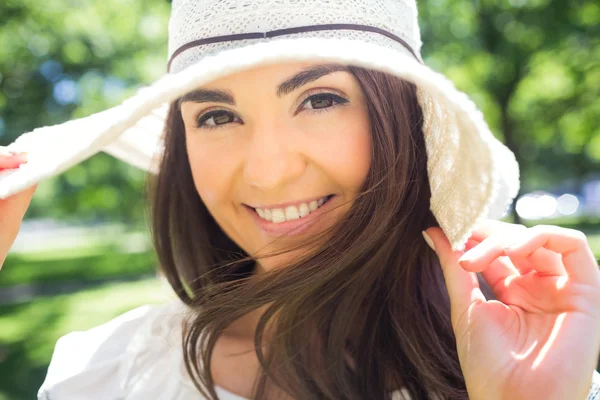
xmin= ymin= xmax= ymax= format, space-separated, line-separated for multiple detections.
xmin=244 ymin=194 xmax=337 ymax=236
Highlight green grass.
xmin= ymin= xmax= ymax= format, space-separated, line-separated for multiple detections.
xmin=0 ymin=278 xmax=173 ymax=400
xmin=1 ymin=245 xmax=157 ymax=287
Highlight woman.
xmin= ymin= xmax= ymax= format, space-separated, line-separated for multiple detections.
xmin=1 ymin=0 xmax=599 ymax=399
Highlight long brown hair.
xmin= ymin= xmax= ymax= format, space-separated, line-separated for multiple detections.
xmin=148 ymin=65 xmax=492 ymax=399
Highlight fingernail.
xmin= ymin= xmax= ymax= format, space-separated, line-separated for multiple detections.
xmin=457 ymin=252 xmax=472 ymax=263
xmin=422 ymin=231 xmax=435 ymax=251
xmin=0 ymin=154 xmax=28 ymax=166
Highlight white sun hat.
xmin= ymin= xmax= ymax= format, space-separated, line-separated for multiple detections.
xmin=0 ymin=0 xmax=519 ymax=251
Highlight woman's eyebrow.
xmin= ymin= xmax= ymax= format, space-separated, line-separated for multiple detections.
xmin=178 ymin=63 xmax=348 ymax=106
xmin=276 ymin=63 xmax=348 ymax=97
xmin=178 ymin=88 xmax=235 ymax=106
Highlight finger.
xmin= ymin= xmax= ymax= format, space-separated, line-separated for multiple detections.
xmin=479 ymin=256 xmax=520 ymax=292
xmin=0 ymin=183 xmax=37 ymax=268
xmin=527 ymin=247 xmax=566 ymax=276
xmin=0 ymin=153 xmax=28 ymax=169
xmin=505 ymin=253 xmax=534 ymax=275
xmin=464 ymin=238 xmax=523 ymax=291
xmin=465 ymin=238 xmax=480 ymax=251
xmin=0 ymin=184 xmax=38 ymax=231
xmin=461 ymin=228 xmax=567 ymax=277
xmin=505 ymin=225 xmax=599 ymax=284
xmin=457 ymin=235 xmax=506 ymax=273
xmin=468 ymin=219 xmax=527 ymax=243
xmin=458 ymin=228 xmax=520 ymax=273
xmin=424 ymin=227 xmax=486 ymax=323
xmin=458 ymin=220 xmax=528 ymax=272
xmin=2 ymin=182 xmax=37 ymax=206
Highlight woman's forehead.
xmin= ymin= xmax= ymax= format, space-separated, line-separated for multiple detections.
xmin=201 ymin=60 xmax=350 ymax=87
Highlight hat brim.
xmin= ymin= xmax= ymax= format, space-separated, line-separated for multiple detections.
xmin=1 ymin=37 xmax=519 ymax=250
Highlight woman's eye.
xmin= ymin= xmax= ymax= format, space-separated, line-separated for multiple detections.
xmin=196 ymin=110 xmax=240 ymax=129
xmin=300 ymin=93 xmax=349 ymax=112
xmin=195 ymin=93 xmax=347 ymax=129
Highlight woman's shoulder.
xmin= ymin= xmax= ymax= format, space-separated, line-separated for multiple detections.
xmin=37 ymin=298 xmax=192 ymax=400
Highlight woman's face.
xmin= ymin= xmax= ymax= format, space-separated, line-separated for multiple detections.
xmin=180 ymin=61 xmax=372 ymax=273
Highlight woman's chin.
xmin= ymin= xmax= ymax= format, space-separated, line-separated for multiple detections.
xmin=252 ymin=250 xmax=306 ymax=274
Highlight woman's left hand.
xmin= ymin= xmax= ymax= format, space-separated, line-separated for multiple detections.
xmin=424 ymin=221 xmax=600 ymax=400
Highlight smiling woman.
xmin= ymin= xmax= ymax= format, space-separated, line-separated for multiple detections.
xmin=177 ymin=62 xmax=372 ymax=274
xmin=2 ymin=0 xmax=600 ymax=399
xmin=151 ymin=62 xmax=441 ymax=398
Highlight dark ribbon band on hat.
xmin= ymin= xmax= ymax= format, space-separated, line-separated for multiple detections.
xmin=167 ymin=23 xmax=421 ymax=72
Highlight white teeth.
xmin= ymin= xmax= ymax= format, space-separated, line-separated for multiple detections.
xmin=255 ymin=196 xmax=330 ymax=224
xmin=271 ymin=209 xmax=285 ymax=223
xmin=298 ymin=203 xmax=309 ymax=217
xmin=284 ymin=205 xmax=300 ymax=220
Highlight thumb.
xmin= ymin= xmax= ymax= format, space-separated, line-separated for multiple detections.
xmin=0 ymin=183 xmax=37 ymax=269
xmin=0 ymin=183 xmax=37 ymax=222
xmin=423 ymin=227 xmax=485 ymax=326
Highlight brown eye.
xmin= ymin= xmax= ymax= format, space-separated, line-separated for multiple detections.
xmin=301 ymin=93 xmax=349 ymax=112
xmin=197 ymin=110 xmax=240 ymax=129
xmin=310 ymin=96 xmax=333 ymax=109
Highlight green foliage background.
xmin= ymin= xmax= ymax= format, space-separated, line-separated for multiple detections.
xmin=419 ymin=0 xmax=600 ymax=196
xmin=1 ymin=0 xmax=171 ymax=224
xmin=0 ymin=0 xmax=599 ymax=399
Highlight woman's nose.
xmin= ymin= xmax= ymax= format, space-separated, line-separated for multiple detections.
xmin=243 ymin=121 xmax=305 ymax=191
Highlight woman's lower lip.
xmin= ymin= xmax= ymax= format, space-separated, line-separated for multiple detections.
xmin=246 ymin=195 xmax=337 ymax=236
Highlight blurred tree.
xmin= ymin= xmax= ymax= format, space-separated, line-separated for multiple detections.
xmin=418 ymin=0 xmax=600 ymax=221
xmin=0 ymin=0 xmax=170 ymax=225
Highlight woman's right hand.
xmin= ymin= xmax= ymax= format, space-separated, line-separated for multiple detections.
xmin=0 ymin=149 xmax=36 ymax=270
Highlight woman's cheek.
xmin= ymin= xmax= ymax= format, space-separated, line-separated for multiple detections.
xmin=187 ymin=145 xmax=224 ymax=207
xmin=349 ymin=125 xmax=372 ymax=184
xmin=322 ymin=114 xmax=372 ymax=188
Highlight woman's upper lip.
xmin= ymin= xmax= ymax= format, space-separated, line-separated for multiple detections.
xmin=245 ymin=194 xmax=333 ymax=210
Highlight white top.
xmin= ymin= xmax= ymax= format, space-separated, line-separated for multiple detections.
xmin=37 ymin=299 xmax=249 ymax=400
xmin=37 ymin=299 xmax=600 ymax=400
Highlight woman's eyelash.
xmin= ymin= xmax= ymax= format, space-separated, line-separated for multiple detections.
xmin=195 ymin=92 xmax=349 ymax=130
xmin=196 ymin=109 xmax=240 ymax=129
xmin=298 ymin=92 xmax=349 ymax=114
